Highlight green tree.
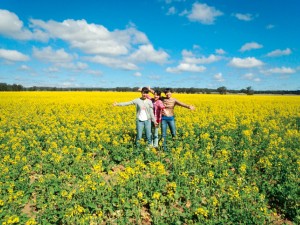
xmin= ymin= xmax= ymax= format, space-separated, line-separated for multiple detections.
xmin=217 ymin=86 xmax=227 ymax=95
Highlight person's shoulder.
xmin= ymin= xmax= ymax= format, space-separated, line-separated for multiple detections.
xmin=146 ymin=98 xmax=153 ymax=103
xmin=132 ymin=98 xmax=140 ymax=102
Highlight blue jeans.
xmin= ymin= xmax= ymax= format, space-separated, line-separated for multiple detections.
xmin=151 ymin=123 xmax=159 ymax=147
xmin=161 ymin=117 xmax=176 ymax=150
xmin=136 ymin=119 xmax=152 ymax=146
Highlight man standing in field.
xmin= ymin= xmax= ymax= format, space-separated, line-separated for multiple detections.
xmin=148 ymin=87 xmax=195 ymax=150
xmin=113 ymin=87 xmax=157 ymax=149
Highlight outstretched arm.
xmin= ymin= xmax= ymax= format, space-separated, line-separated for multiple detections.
xmin=175 ymin=99 xmax=195 ymax=110
xmin=113 ymin=100 xmax=136 ymax=107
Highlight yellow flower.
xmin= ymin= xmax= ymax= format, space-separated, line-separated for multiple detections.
xmin=25 ymin=218 xmax=37 ymax=225
xmin=239 ymin=163 xmax=247 ymax=173
xmin=137 ymin=191 xmax=143 ymax=199
xmin=195 ymin=207 xmax=208 ymax=217
xmin=207 ymin=170 xmax=214 ymax=179
xmin=2 ymin=215 xmax=20 ymax=224
xmin=152 ymin=192 xmax=161 ymax=200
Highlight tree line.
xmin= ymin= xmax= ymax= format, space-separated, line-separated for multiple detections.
xmin=0 ymin=83 xmax=299 ymax=95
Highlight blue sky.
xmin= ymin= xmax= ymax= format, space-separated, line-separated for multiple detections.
xmin=0 ymin=0 xmax=299 ymax=90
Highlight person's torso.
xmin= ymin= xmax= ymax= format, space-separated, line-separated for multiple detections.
xmin=162 ymin=98 xmax=176 ymax=117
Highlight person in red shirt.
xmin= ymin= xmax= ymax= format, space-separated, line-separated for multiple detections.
xmin=148 ymin=90 xmax=165 ymax=148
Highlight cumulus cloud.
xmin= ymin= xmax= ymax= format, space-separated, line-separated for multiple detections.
xmin=33 ymin=46 xmax=89 ymax=71
xmin=187 ymin=2 xmax=223 ymax=24
xmin=129 ymin=44 xmax=169 ymax=64
xmin=31 ymin=19 xmax=126 ymax=55
xmin=214 ymin=73 xmax=225 ymax=82
xmin=166 ymin=63 xmax=206 ymax=73
xmin=0 ymin=48 xmax=30 ymax=61
xmin=166 ymin=49 xmax=220 ymax=73
xmin=19 ymin=65 xmax=31 ymax=71
xmin=266 ymin=24 xmax=275 ymax=29
xmin=263 ymin=67 xmax=296 ymax=74
xmin=134 ymin=72 xmax=142 ymax=77
xmin=33 ymin=46 xmax=74 ymax=63
xmin=0 ymin=9 xmax=48 ymax=41
xmin=86 ymin=55 xmax=138 ymax=70
xmin=29 ymin=18 xmax=169 ymax=68
xmin=233 ymin=13 xmax=255 ymax=21
xmin=183 ymin=53 xmax=222 ymax=64
xmin=266 ymin=48 xmax=291 ymax=57
xmin=242 ymin=73 xmax=261 ymax=82
xmin=1 ymin=9 xmax=169 ymax=70
xmin=44 ymin=67 xmax=60 ymax=73
xmin=167 ymin=6 xmax=177 ymax=15
xmin=240 ymin=42 xmax=263 ymax=52
xmin=229 ymin=57 xmax=264 ymax=68
xmin=215 ymin=48 xmax=226 ymax=55
xmin=30 ymin=19 xmax=151 ymax=56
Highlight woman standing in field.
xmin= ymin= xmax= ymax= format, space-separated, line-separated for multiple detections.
xmin=113 ymin=87 xmax=157 ymax=148
xmin=148 ymin=90 xmax=165 ymax=148
xmin=148 ymin=87 xmax=195 ymax=150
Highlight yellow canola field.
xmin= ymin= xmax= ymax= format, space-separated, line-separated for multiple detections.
xmin=0 ymin=92 xmax=299 ymax=224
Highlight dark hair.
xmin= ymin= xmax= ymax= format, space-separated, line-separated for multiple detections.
xmin=141 ymin=87 xmax=149 ymax=94
xmin=154 ymin=90 xmax=162 ymax=96
xmin=164 ymin=88 xmax=173 ymax=94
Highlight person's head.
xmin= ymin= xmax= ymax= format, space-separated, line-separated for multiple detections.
xmin=164 ymin=88 xmax=173 ymax=98
xmin=154 ymin=90 xmax=161 ymax=101
xmin=141 ymin=87 xmax=149 ymax=99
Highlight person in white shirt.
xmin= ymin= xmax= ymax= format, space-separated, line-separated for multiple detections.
xmin=113 ymin=87 xmax=157 ymax=147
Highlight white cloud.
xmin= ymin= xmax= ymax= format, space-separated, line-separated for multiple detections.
xmin=264 ymin=67 xmax=296 ymax=74
xmin=129 ymin=44 xmax=169 ymax=64
xmin=19 ymin=65 xmax=31 ymax=70
xmin=44 ymin=67 xmax=60 ymax=73
xmin=266 ymin=48 xmax=291 ymax=57
xmin=214 ymin=73 xmax=225 ymax=82
xmin=0 ymin=9 xmax=48 ymax=41
xmin=229 ymin=57 xmax=264 ymax=68
xmin=166 ymin=63 xmax=206 ymax=73
xmin=75 ymin=62 xmax=88 ymax=70
xmin=179 ymin=9 xmax=189 ymax=17
xmin=31 ymin=19 xmax=149 ymax=56
xmin=266 ymin=24 xmax=275 ymax=29
xmin=215 ymin=49 xmax=226 ymax=55
xmin=187 ymin=2 xmax=223 ymax=25
xmin=33 ymin=46 xmax=74 ymax=63
xmin=181 ymin=49 xmax=194 ymax=57
xmin=243 ymin=73 xmax=261 ymax=82
xmin=183 ymin=53 xmax=222 ymax=64
xmin=233 ymin=13 xmax=255 ymax=21
xmin=240 ymin=42 xmax=263 ymax=52
xmin=86 ymin=70 xmax=102 ymax=76
xmin=86 ymin=55 xmax=138 ymax=70
xmin=0 ymin=48 xmax=29 ymax=61
xmin=167 ymin=7 xmax=177 ymax=15
xmin=31 ymin=19 xmax=125 ymax=55
xmin=56 ymin=62 xmax=89 ymax=70
xmin=134 ymin=72 xmax=142 ymax=77
xmin=167 ymin=49 xmax=219 ymax=73
xmin=1 ymin=10 xmax=172 ymax=71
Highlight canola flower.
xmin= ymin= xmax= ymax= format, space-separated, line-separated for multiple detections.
xmin=0 ymin=92 xmax=299 ymax=224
